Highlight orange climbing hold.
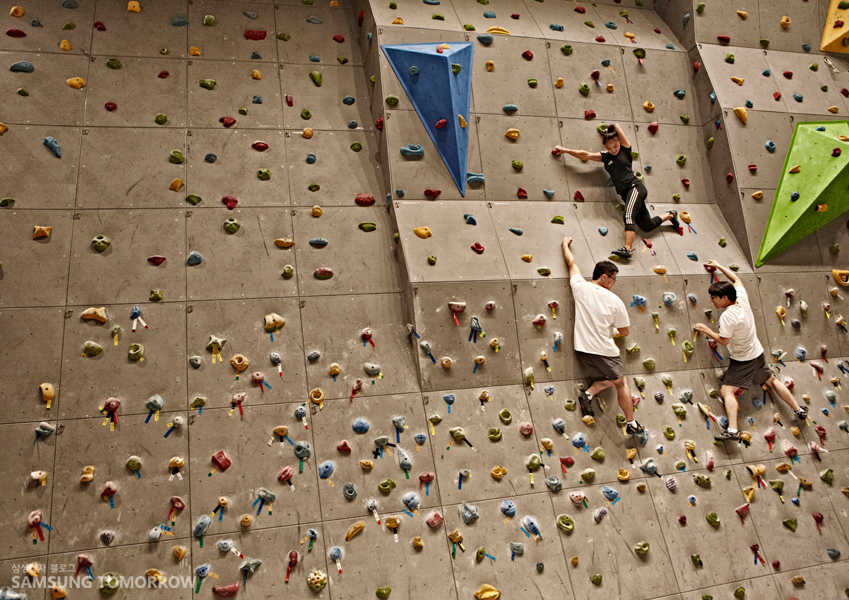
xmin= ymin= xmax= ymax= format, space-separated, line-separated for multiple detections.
xmin=392 ymin=17 xmax=404 ymax=24
xmin=60 ymin=40 xmax=72 ymax=51
xmin=189 ymin=46 xmax=201 ymax=56
xmin=10 ymin=6 xmax=24 ymax=17
xmin=127 ymin=1 xmax=140 ymax=12
xmin=169 ymin=178 xmax=184 ymax=191
xmin=0 ymin=123 xmax=7 ymax=135
xmin=67 ymin=77 xmax=86 ymax=89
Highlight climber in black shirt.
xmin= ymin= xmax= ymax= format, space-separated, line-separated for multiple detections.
xmin=555 ymin=123 xmax=680 ymax=259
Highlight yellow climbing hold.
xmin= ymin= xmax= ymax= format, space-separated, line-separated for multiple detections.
xmin=643 ymin=101 xmax=655 ymax=112
xmin=733 ymin=107 xmax=747 ymax=123
xmin=607 ymin=83 xmax=614 ymax=92
xmin=459 ymin=115 xmax=467 ymax=128
xmin=555 ymin=77 xmax=564 ymax=88
xmin=653 ymin=265 xmax=667 ymax=275
xmin=10 ymin=6 xmax=25 ymax=17
xmin=441 ymin=43 xmax=450 ymax=49
xmin=789 ymin=165 xmax=801 ymax=173
xmin=311 ymin=206 xmax=322 ymax=217
xmin=127 ymin=1 xmax=140 ymax=11
xmin=303 ymin=128 xmax=313 ymax=138
xmin=67 ymin=77 xmax=86 ymax=89
xmin=414 ymin=226 xmax=433 ymax=239
xmin=189 ymin=46 xmax=201 ymax=56
xmin=487 ymin=26 xmax=510 ymax=35
xmin=32 ymin=226 xmax=52 ymax=239
xmin=169 ymin=178 xmax=184 ymax=191
xmin=752 ymin=190 xmax=764 ymax=199
xmin=829 ymin=106 xmax=839 ymax=114
xmin=60 ymin=40 xmax=72 ymax=51
xmin=730 ymin=76 xmax=744 ymax=85
xmin=0 ymin=123 xmax=7 ymax=135
xmin=251 ymin=70 xmax=262 ymax=80
xmin=624 ymin=32 xmax=635 ymax=39
xmin=505 ymin=128 xmax=520 ymax=140
xmin=737 ymin=10 xmax=747 ymax=18
xmin=474 ymin=584 xmax=501 ymax=600
xmin=486 ymin=61 xmax=494 ymax=71
xmin=345 ymin=521 xmax=365 ymax=541
xmin=392 ymin=17 xmax=404 ymax=24
xmin=840 ymin=136 xmax=849 ymax=142
xmin=781 ymin=15 xmax=791 ymax=28
xmin=274 ymin=238 xmax=295 ymax=247
xmin=816 ymin=204 xmax=828 ymax=212
xmin=521 ymin=254 xmax=533 ymax=262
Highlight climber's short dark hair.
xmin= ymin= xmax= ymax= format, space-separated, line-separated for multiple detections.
xmin=709 ymin=281 xmax=737 ymax=302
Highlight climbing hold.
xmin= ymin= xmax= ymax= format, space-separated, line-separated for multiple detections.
xmin=187 ymin=251 xmax=203 ymax=265
xmin=579 ymin=83 xmax=590 ymax=96
xmin=67 ymin=77 xmax=85 ymax=89
xmin=730 ymin=76 xmax=744 ymax=86
xmin=734 ymin=107 xmax=747 ymax=123
xmin=199 ymin=79 xmax=216 ymax=90
xmin=43 ymin=137 xmax=61 ymax=158
xmin=676 ymin=155 xmax=687 ymax=166
xmin=643 ymin=101 xmax=655 ymax=112
xmin=512 ymin=160 xmax=523 ymax=170
xmin=781 ymin=16 xmax=791 ymax=28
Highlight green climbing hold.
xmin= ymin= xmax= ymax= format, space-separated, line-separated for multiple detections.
xmin=691 ymin=554 xmax=702 ymax=567
xmin=557 ymin=514 xmax=574 ymax=533
xmin=680 ymin=115 xmax=690 ymax=124
xmin=359 ymin=223 xmax=377 ymax=232
xmin=159 ymin=47 xmax=169 ymax=55
xmin=822 ymin=468 xmax=834 ymax=484
xmin=498 ymin=408 xmax=512 ymax=424
xmin=393 ymin=233 xmax=399 ymax=243
xmin=452 ymin=64 xmax=462 ymax=74
xmin=464 ymin=24 xmax=475 ymax=30
xmin=642 ymin=358 xmax=655 ymax=369
xmin=17 ymin=88 xmax=28 ymax=96
xmin=376 ymin=586 xmax=392 ymax=599
xmin=203 ymin=14 xmax=216 ymax=26
xmin=155 ymin=113 xmax=167 ymax=125
xmin=705 ymin=512 xmax=720 ymax=528
xmin=309 ymin=71 xmax=322 ymax=86
xmin=831 ymin=243 xmax=840 ymax=254
xmin=563 ymin=398 xmax=576 ymax=411
xmin=63 ymin=22 xmax=76 ymax=30
xmin=488 ymin=427 xmax=502 ymax=441
xmin=385 ymin=95 xmax=399 ymax=106
xmin=337 ymin=56 xmax=348 ymax=64
xmin=590 ymin=574 xmax=602 ymax=586
xmin=390 ymin=1 xmax=397 ymax=7
xmin=301 ymin=109 xmax=312 ymax=119
xmin=597 ymin=123 xmax=608 ymax=135
xmin=734 ymin=588 xmax=745 ymax=599
xmin=584 ymin=21 xmax=594 ymax=27
xmin=308 ymin=183 xmax=320 ymax=192
xmin=432 ymin=14 xmax=445 ymax=20
xmin=257 ymin=169 xmax=271 ymax=180
xmin=0 ymin=198 xmax=14 ymax=207
xmin=538 ymin=267 xmax=552 ymax=276
xmin=672 ymin=193 xmax=681 ymax=201
xmin=633 ymin=47 xmax=646 ymax=59
xmin=186 ymin=195 xmax=202 ymax=206
xmin=239 ymin=107 xmax=248 ymax=115
xmin=427 ymin=255 xmax=437 ymax=265
xmin=694 ymin=474 xmax=711 ymax=487
xmin=579 ymin=83 xmax=590 ymax=96
xmin=370 ymin=75 xmax=376 ymax=87
xmin=719 ymin=237 xmax=727 ymax=247
xmin=841 ymin=0 xmax=849 ymax=7
xmin=512 ymin=160 xmax=523 ymax=170
xmin=725 ymin=53 xmax=734 ymax=64
xmin=199 ymin=79 xmax=216 ymax=90
xmin=106 ymin=57 xmax=122 ymax=69
xmin=706 ymin=137 xmax=714 ymax=149
xmin=150 ymin=289 xmax=163 ymax=301
xmin=662 ymin=425 xmax=675 ymax=440
xmin=350 ymin=142 xmax=362 ymax=152
xmin=99 ymin=573 xmax=120 ymax=595
xmin=634 ymin=541 xmax=650 ymax=555
xmin=223 ymin=218 xmax=241 ymax=233
xmin=561 ymin=44 xmax=573 ymax=55
xmin=528 ymin=78 xmax=538 ymax=87
xmin=631 ymin=151 xmax=639 ymax=160
xmin=821 ymin=85 xmax=829 ymax=92
xmin=696 ymin=2 xmax=705 ymax=14
xmin=760 ymin=39 xmax=770 ymax=48
xmin=811 ymin=63 xmax=819 ymax=71
xmin=277 ymin=33 xmax=291 ymax=41
xmin=169 ymin=150 xmax=185 ymax=164
xmin=676 ymin=154 xmax=687 ymax=166
xmin=551 ymin=215 xmax=564 ymax=224
xmin=591 ymin=447 xmax=604 ymax=460
xmin=475 ymin=547 xmax=486 ymax=562
xmin=282 ymin=265 xmax=294 ymax=279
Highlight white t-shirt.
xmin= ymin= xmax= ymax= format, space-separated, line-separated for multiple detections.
xmin=570 ymin=274 xmax=629 ymax=357
xmin=718 ymin=286 xmax=764 ymax=361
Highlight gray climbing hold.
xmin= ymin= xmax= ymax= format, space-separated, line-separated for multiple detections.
xmin=793 ymin=93 xmax=803 ymax=102
xmin=396 ymin=189 xmax=405 ymax=197
xmin=762 ymin=69 xmax=771 ymax=76
xmin=400 ymin=144 xmax=424 ymax=157
xmin=508 ymin=227 xmax=523 ymax=235
xmin=605 ymin=21 xmax=617 ymax=29
xmin=686 ymin=251 xmax=698 ymax=261
xmin=187 ymin=251 xmax=203 ymax=265
xmin=10 ymin=61 xmax=34 ymax=73
xmin=817 ymin=126 xmax=826 ymax=131
xmin=348 ymin=120 xmax=357 ymax=129
xmin=342 ymin=95 xmax=355 ymax=105
xmin=309 ymin=55 xmax=320 ymax=62
xmin=543 ymin=190 xmax=554 ymax=198
xmin=502 ymin=104 xmax=518 ymax=113
xmin=477 ymin=34 xmax=493 ymax=44
xmin=683 ymin=13 xmax=690 ymax=26
xmin=709 ymin=91 xmax=716 ymax=104
xmin=745 ymin=100 xmax=753 ymax=108
xmin=306 ymin=15 xmax=322 ymax=23
xmin=550 ymin=24 xmax=563 ymax=31
xmin=252 ymin=95 xmax=263 ymax=103
xmin=251 ymin=52 xmax=261 ymax=59
xmin=244 ymin=10 xmax=259 ymax=19
xmin=409 ymin=65 xmax=419 ymax=76
xmin=205 ymin=153 xmax=217 ymax=163
xmin=673 ymin=89 xmax=686 ymax=99
xmin=464 ymin=214 xmax=477 ymax=225
xmin=306 ymin=153 xmax=316 ymax=164
xmin=43 ymin=137 xmax=61 ymax=158
xmin=171 ymin=16 xmax=188 ymax=26
xmin=189 ymin=356 xmax=202 ymax=369
xmin=484 ymin=11 xmax=496 ymax=17
xmin=666 ymin=44 xmax=675 ymax=49
xmin=599 ymin=227 xmax=608 ymax=236
xmin=765 ymin=141 xmax=776 ymax=152
xmin=791 ymin=192 xmax=800 ymax=201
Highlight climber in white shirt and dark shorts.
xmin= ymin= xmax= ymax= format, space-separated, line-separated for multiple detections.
xmin=693 ymin=260 xmax=808 ymax=441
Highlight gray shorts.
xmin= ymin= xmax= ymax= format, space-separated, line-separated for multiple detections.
xmin=576 ymin=351 xmax=625 ymax=382
xmin=723 ymin=353 xmax=772 ymax=391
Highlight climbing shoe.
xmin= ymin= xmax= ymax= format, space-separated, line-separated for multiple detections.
xmin=611 ymin=247 xmax=633 ymax=259
xmin=795 ymin=406 xmax=808 ymax=421
xmin=625 ymin=420 xmax=645 ymax=435
xmin=714 ymin=429 xmax=739 ymax=441
xmin=668 ymin=209 xmax=680 ymax=229
xmin=578 ymin=390 xmax=594 ymax=417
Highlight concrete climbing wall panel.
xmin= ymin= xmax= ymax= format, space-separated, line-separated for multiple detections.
xmin=692 ymin=0 xmax=762 ymax=51
xmin=652 ymin=0 xmax=696 ymax=52
xmin=772 ymin=562 xmax=849 ymax=600
xmin=1 ymin=3 xmax=94 ymax=55
xmin=519 ymin=1 xmax=606 ymax=45
xmin=451 ymin=0 xmax=543 ymax=39
xmin=422 ymin=385 xmax=542 ymax=504
xmin=470 ymin=36 xmax=556 ymax=118
xmin=187 ymin=60 xmax=283 ymax=129
xmin=281 ymin=62 xmax=372 ymax=130
xmin=689 ymin=46 xmax=721 ymax=126
xmin=292 ymin=205 xmax=399 ymax=295
xmin=275 ymin=5 xmax=363 ymax=66
xmin=76 ymin=128 xmax=187 ymax=209
xmin=0 ymin=125 xmax=81 ymax=209
xmin=91 ymin=0 xmax=188 ymax=58
xmin=185 ymin=208 xmax=298 ymax=300
xmin=592 ymin=3 xmax=680 ymax=51
xmin=814 ymin=207 xmax=849 ymax=270
xmin=0 ymin=209 xmax=74 ymax=308
xmin=765 ymin=49 xmax=849 ymax=117
xmin=547 ymin=42 xmax=634 ymax=123
xmin=0 ymin=52 xmax=89 ymax=126
xmin=300 ymin=293 xmax=420 ymax=399
xmin=394 ymin=200 xmax=509 ymax=282
xmin=822 ymin=276 xmax=849 ymax=357
xmin=757 ymin=0 xmax=830 ymax=54
xmin=308 ymin=393 xmax=441 ymax=521
xmin=369 ymin=0 xmax=464 ymax=31
xmin=622 ymin=48 xmax=697 ymax=126
xmin=186 ymin=298 xmax=308 ymax=407
xmin=410 ymin=282 xmax=522 ymax=390
xmin=383 ymin=108 xmax=485 ymax=201
xmin=721 ymin=110 xmax=794 ymax=190
xmin=187 ymin=0 xmax=278 ymax=62
xmin=698 ymin=45 xmax=785 ymax=113
xmin=633 ymin=122 xmax=714 ymax=204
xmin=476 ymin=115 xmax=568 ymax=201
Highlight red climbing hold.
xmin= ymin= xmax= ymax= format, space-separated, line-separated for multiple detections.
xmin=648 ymin=121 xmax=659 ymax=134
xmin=436 ymin=46 xmax=443 ymax=54
xmin=591 ymin=69 xmax=600 ymax=80
xmin=748 ymin=164 xmax=757 ymax=172
xmin=251 ymin=141 xmax=269 ymax=151
xmin=681 ymin=178 xmax=690 ymax=188
xmin=511 ymin=13 xmax=520 ymax=19
xmin=221 ymin=196 xmax=239 ymax=210
xmin=522 ymin=50 xmax=533 ymax=60
xmin=471 ymin=242 xmax=485 ymax=254
xmin=726 ymin=173 xmax=734 ymax=183
xmin=355 ymin=193 xmax=376 ymax=206
xmin=517 ymin=188 xmax=528 ymax=199
xmin=424 ymin=189 xmax=441 ymax=199
xmin=6 ymin=29 xmax=26 ymax=37
xmin=105 ymin=102 xmax=117 ymax=111
xmin=574 ymin=190 xmax=585 ymax=201
xmin=836 ymin=20 xmax=844 ymax=27
xmin=551 ymin=148 xmax=560 ymax=156
xmin=595 ymin=36 xmax=605 ymax=43
xmin=286 ymin=95 xmax=293 ymax=107
xmin=94 ymin=21 xmax=106 ymax=31
xmin=337 ymin=440 xmax=352 ymax=453
xmin=783 ymin=70 xmax=793 ymax=79
xmin=693 ymin=61 xmax=700 ymax=73
xmin=771 ymin=561 xmax=780 ymax=569
xmin=148 ymin=256 xmax=167 ymax=266
xmin=842 ymin=88 xmax=849 ymax=97
xmin=333 ymin=34 xmax=345 ymax=43
xmin=834 ymin=148 xmax=842 ymax=157
xmin=219 ymin=116 xmax=236 ymax=128
xmin=244 ymin=30 xmax=267 ymax=40
xmin=678 ymin=515 xmax=687 ymax=525
xmin=654 ymin=28 xmax=661 ymax=34
xmin=158 ymin=71 xmax=169 ymax=78
xmin=574 ymin=6 xmax=586 ymax=13
xmin=773 ymin=92 xmax=782 ymax=100
xmin=358 ymin=10 xmax=364 ymax=26
xmin=717 ymin=35 xmax=731 ymax=43
xmin=435 ymin=119 xmax=447 ymax=129
xmin=375 ymin=118 xmax=384 ymax=131
xmin=584 ymin=109 xmax=596 ymax=119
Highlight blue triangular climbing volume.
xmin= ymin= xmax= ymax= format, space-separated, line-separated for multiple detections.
xmin=381 ymin=42 xmax=473 ymax=196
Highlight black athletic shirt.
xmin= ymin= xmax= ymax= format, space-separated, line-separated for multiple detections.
xmin=601 ymin=146 xmax=640 ymax=195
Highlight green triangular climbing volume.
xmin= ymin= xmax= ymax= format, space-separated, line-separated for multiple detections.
xmin=757 ymin=121 xmax=849 ymax=266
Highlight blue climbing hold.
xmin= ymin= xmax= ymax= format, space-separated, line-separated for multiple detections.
xmin=309 ymin=55 xmax=320 ymax=62
xmin=802 ymin=43 xmax=811 ymax=52
xmin=368 ymin=33 xmax=373 ymax=44
xmin=478 ymin=34 xmax=493 ymax=44
xmin=464 ymin=214 xmax=477 ymax=225
xmin=205 ymin=153 xmax=217 ymax=163
xmin=62 ymin=0 xmax=79 ymax=7
xmin=171 ymin=16 xmax=188 ymax=26
xmin=791 ymin=192 xmax=800 ymax=201
xmin=709 ymin=91 xmax=716 ymax=104
xmin=502 ymin=104 xmax=518 ymax=113
xmin=605 ymin=21 xmax=617 ymax=29
xmin=791 ymin=497 xmax=800 ymax=506
xmin=508 ymin=227 xmax=523 ymax=235
xmin=666 ymin=44 xmax=676 ymax=50
xmin=745 ymin=100 xmax=753 ymax=108
xmin=601 ymin=59 xmax=610 ymax=67
xmin=400 ymin=144 xmax=424 ymax=157
xmin=816 ymin=126 xmax=826 ymax=131
xmin=673 ymin=89 xmax=686 ymax=99
xmin=550 ymin=24 xmax=564 ymax=31
xmin=10 ymin=61 xmax=34 ymax=73
xmin=396 ymin=189 xmax=405 ymax=197
xmin=306 ymin=153 xmax=316 ymax=164
xmin=306 ymin=15 xmax=322 ymax=23
xmin=309 ymin=238 xmax=329 ymax=248
xmin=599 ymin=227 xmax=608 ymax=236
xmin=543 ymin=189 xmax=554 ymax=198
xmin=793 ymin=93 xmax=803 ymax=102
xmin=765 ymin=141 xmax=775 ymax=152
xmin=423 ymin=0 xmax=440 ymax=4
xmin=252 ymin=95 xmax=263 ymax=103
xmin=762 ymin=69 xmax=771 ymax=76
xmin=686 ymin=251 xmax=698 ymax=261
xmin=467 ymin=172 xmax=485 ymax=185
xmin=251 ymin=52 xmax=262 ymax=59
xmin=683 ymin=13 xmax=690 ymax=26
xmin=348 ymin=120 xmax=358 ymax=129
xmin=342 ymin=95 xmax=356 ymax=105
xmin=352 ymin=418 xmax=370 ymax=433
xmin=645 ymin=165 xmax=652 ymax=172
xmin=409 ymin=65 xmax=419 ymax=76
xmin=42 ymin=137 xmax=61 ymax=158
xmin=187 ymin=251 xmax=203 ymax=265
xmin=484 ymin=11 xmax=496 ymax=17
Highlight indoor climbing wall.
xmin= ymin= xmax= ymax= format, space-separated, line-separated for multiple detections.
xmin=1 ymin=0 xmax=849 ymax=600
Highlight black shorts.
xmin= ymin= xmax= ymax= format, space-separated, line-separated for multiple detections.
xmin=723 ymin=353 xmax=773 ymax=390
xmin=576 ymin=351 xmax=625 ymax=382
